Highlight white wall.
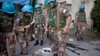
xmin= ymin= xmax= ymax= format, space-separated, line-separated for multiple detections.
xmin=37 ymin=0 xmax=94 ymax=29
xmin=37 ymin=0 xmax=44 ymax=4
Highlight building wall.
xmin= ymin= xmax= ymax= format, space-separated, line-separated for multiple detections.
xmin=37 ymin=0 xmax=94 ymax=29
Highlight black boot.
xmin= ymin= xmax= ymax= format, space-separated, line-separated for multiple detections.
xmin=53 ymin=53 xmax=58 ymax=56
xmin=77 ymin=38 xmax=80 ymax=41
xmin=40 ymin=40 xmax=43 ymax=46
xmin=30 ymin=35 xmax=34 ymax=41
xmin=80 ymin=37 xmax=83 ymax=41
xmin=20 ymin=51 xmax=23 ymax=55
xmin=34 ymin=40 xmax=39 ymax=46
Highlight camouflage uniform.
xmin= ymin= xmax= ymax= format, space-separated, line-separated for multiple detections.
xmin=16 ymin=12 xmax=32 ymax=55
xmin=47 ymin=7 xmax=59 ymax=55
xmin=57 ymin=6 xmax=71 ymax=56
xmin=76 ymin=11 xmax=86 ymax=40
xmin=0 ymin=13 xmax=15 ymax=56
xmin=50 ymin=6 xmax=71 ymax=56
xmin=33 ymin=12 xmax=45 ymax=46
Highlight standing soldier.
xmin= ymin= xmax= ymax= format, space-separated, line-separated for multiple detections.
xmin=16 ymin=5 xmax=33 ymax=55
xmin=56 ymin=0 xmax=72 ymax=56
xmin=44 ymin=0 xmax=57 ymax=45
xmin=33 ymin=3 xmax=46 ymax=46
xmin=75 ymin=4 xmax=86 ymax=41
xmin=0 ymin=2 xmax=16 ymax=56
xmin=44 ymin=0 xmax=60 ymax=56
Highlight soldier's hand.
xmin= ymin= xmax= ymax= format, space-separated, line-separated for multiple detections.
xmin=9 ymin=33 xmax=15 ymax=44
xmin=62 ymin=26 xmax=68 ymax=34
xmin=44 ymin=27 xmax=48 ymax=34
xmin=24 ymin=25 xmax=31 ymax=29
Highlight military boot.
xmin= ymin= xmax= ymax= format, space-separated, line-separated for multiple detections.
xmin=40 ymin=40 xmax=43 ymax=46
xmin=34 ymin=40 xmax=39 ymax=46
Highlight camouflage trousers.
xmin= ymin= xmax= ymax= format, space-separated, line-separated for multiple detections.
xmin=16 ymin=30 xmax=28 ymax=55
xmin=77 ymin=22 xmax=87 ymax=38
xmin=49 ymin=27 xmax=67 ymax=56
xmin=34 ymin=25 xmax=44 ymax=40
xmin=0 ymin=32 xmax=15 ymax=56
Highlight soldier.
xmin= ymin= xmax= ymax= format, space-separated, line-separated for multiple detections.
xmin=75 ymin=4 xmax=86 ymax=41
xmin=44 ymin=0 xmax=58 ymax=45
xmin=16 ymin=5 xmax=33 ymax=55
xmin=56 ymin=0 xmax=72 ymax=56
xmin=33 ymin=3 xmax=46 ymax=46
xmin=0 ymin=2 xmax=16 ymax=56
xmin=44 ymin=0 xmax=60 ymax=56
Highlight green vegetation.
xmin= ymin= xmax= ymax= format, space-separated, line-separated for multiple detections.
xmin=91 ymin=0 xmax=100 ymax=32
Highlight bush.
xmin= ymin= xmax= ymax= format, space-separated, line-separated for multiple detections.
xmin=91 ymin=0 xmax=100 ymax=32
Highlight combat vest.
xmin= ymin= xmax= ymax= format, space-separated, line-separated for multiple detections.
xmin=48 ymin=7 xmax=57 ymax=27
xmin=0 ymin=13 xmax=14 ymax=32
xmin=60 ymin=7 xmax=69 ymax=27
xmin=77 ymin=11 xmax=86 ymax=22
xmin=19 ymin=14 xmax=32 ymax=26
xmin=34 ymin=12 xmax=45 ymax=25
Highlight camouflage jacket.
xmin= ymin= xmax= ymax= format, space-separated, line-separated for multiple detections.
xmin=0 ymin=13 xmax=15 ymax=32
xmin=34 ymin=12 xmax=45 ymax=26
xmin=48 ymin=7 xmax=57 ymax=27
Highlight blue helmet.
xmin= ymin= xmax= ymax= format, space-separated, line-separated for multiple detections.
xmin=35 ymin=4 xmax=42 ymax=9
xmin=79 ymin=4 xmax=85 ymax=10
xmin=2 ymin=2 xmax=16 ymax=14
xmin=45 ymin=0 xmax=55 ymax=5
xmin=22 ymin=5 xmax=33 ymax=13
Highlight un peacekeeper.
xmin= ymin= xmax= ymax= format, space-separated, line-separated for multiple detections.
xmin=15 ymin=5 xmax=33 ymax=55
xmin=0 ymin=2 xmax=16 ymax=56
xmin=44 ymin=0 xmax=59 ymax=55
xmin=75 ymin=4 xmax=86 ymax=41
xmin=56 ymin=0 xmax=72 ymax=56
xmin=33 ymin=3 xmax=46 ymax=46
xmin=44 ymin=0 xmax=58 ymax=45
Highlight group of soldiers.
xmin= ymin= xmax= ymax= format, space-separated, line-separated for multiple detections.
xmin=0 ymin=0 xmax=87 ymax=56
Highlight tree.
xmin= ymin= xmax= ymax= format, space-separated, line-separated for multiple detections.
xmin=91 ymin=0 xmax=100 ymax=32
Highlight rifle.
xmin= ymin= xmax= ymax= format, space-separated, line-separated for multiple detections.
xmin=67 ymin=47 xmax=80 ymax=55
xmin=66 ymin=43 xmax=88 ymax=51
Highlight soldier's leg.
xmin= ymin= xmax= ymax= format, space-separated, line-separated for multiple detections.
xmin=79 ymin=22 xmax=86 ymax=40
xmin=34 ymin=27 xmax=39 ymax=46
xmin=39 ymin=27 xmax=44 ymax=46
xmin=0 ymin=33 xmax=8 ymax=56
xmin=17 ymin=32 xmax=27 ymax=55
xmin=24 ymin=29 xmax=29 ymax=47
xmin=58 ymin=31 xmax=66 ymax=56
xmin=52 ymin=30 xmax=59 ymax=56
xmin=8 ymin=32 xmax=15 ymax=56
xmin=47 ymin=26 xmax=54 ymax=44
xmin=76 ymin=22 xmax=82 ymax=41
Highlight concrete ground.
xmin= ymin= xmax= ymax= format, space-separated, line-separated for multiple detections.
xmin=6 ymin=29 xmax=100 ymax=56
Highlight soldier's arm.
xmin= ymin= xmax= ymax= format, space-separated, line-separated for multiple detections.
xmin=75 ymin=13 xmax=78 ymax=27
xmin=24 ymin=14 xmax=35 ymax=29
xmin=57 ymin=6 xmax=60 ymax=29
xmin=13 ymin=15 xmax=18 ymax=31
xmin=43 ymin=9 xmax=49 ymax=29
xmin=65 ymin=12 xmax=72 ymax=29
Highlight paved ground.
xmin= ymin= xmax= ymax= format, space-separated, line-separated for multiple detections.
xmin=6 ymin=0 xmax=99 ymax=56
xmin=6 ymin=29 xmax=100 ymax=56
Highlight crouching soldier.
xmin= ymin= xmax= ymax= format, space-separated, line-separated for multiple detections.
xmin=0 ymin=2 xmax=16 ymax=56
xmin=16 ymin=5 xmax=33 ymax=55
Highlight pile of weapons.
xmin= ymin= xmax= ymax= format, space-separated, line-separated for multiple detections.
xmin=66 ymin=43 xmax=88 ymax=56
